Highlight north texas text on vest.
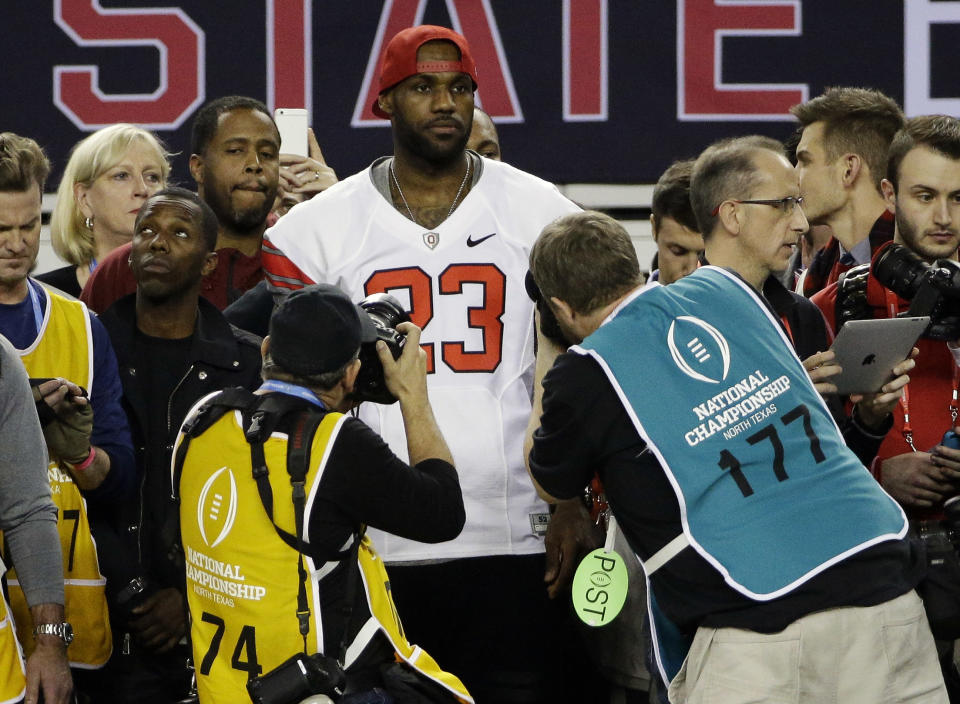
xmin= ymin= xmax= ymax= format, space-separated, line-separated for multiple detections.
xmin=685 ymin=370 xmax=792 ymax=447
xmin=186 ymin=545 xmax=267 ymax=606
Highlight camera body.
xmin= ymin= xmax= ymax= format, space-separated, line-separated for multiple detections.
xmin=874 ymin=244 xmax=960 ymax=340
xmin=246 ymin=651 xmax=346 ymax=704
xmin=353 ymin=293 xmax=410 ymax=404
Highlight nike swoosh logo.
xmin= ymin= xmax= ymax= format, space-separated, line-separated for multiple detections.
xmin=466 ymin=232 xmax=497 ymax=247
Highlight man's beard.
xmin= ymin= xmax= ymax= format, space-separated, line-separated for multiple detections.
xmin=203 ymin=180 xmax=276 ymax=236
xmin=896 ymin=209 xmax=960 ymax=263
xmin=393 ymin=111 xmax=470 ymax=167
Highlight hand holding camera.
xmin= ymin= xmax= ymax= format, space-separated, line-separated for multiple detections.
xmin=377 ymin=321 xmax=427 ymax=407
xmin=29 ymin=377 xmax=94 ymax=464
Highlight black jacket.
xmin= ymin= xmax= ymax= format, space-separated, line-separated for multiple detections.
xmin=98 ymin=294 xmax=262 ymax=593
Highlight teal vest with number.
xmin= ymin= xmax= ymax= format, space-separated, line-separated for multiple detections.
xmin=576 ymin=267 xmax=907 ymax=678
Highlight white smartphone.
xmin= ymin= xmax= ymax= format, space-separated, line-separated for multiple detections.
xmin=828 ymin=316 xmax=930 ymax=395
xmin=274 ymin=108 xmax=308 ymax=157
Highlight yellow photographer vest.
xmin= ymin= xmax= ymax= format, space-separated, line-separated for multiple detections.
xmin=0 ymin=557 xmax=26 ymax=704
xmin=4 ymin=285 xmax=111 ymax=668
xmin=177 ymin=399 xmax=472 ymax=703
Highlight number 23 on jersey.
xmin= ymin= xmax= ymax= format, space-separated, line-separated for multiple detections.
xmin=365 ymin=263 xmax=507 ymax=374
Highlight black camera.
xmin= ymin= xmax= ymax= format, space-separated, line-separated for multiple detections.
xmin=247 ymin=651 xmax=346 ymax=704
xmin=524 ymin=270 xmax=573 ymax=347
xmin=353 ymin=293 xmax=410 ymax=404
xmin=874 ymin=243 xmax=960 ymax=340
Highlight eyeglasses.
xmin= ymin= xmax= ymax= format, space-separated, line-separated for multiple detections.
xmin=711 ymin=196 xmax=804 ymax=217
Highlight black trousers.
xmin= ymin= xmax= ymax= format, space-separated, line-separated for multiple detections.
xmin=386 ymin=553 xmax=607 ymax=704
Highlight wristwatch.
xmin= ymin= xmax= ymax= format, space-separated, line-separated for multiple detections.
xmin=33 ymin=622 xmax=74 ymax=645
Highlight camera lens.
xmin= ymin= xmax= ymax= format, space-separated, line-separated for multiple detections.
xmin=353 ymin=294 xmax=410 ymax=404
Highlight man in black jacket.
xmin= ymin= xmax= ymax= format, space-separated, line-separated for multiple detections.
xmin=98 ymin=187 xmax=262 ymax=702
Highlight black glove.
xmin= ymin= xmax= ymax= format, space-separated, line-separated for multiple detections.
xmin=29 ymin=377 xmax=94 ymax=463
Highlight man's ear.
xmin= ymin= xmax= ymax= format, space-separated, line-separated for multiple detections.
xmin=261 ymin=336 xmax=270 ymax=358
xmin=377 ymin=92 xmax=394 ymax=117
xmin=201 ymin=251 xmax=218 ymax=277
xmin=189 ymin=154 xmax=204 ymax=189
xmin=880 ymin=178 xmax=897 ymax=214
xmin=548 ymin=296 xmax=576 ymax=325
xmin=716 ymin=201 xmax=741 ymax=236
xmin=341 ymin=358 xmax=362 ymax=394
xmin=649 ymin=213 xmax=660 ymax=241
xmin=840 ymin=153 xmax=863 ymax=189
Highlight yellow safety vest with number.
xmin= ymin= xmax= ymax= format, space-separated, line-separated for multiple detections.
xmin=0 ymin=556 xmax=26 ymax=704
xmin=4 ymin=285 xmax=111 ymax=668
xmin=177 ymin=403 xmax=472 ymax=703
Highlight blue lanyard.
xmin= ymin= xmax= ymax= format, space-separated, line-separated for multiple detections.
xmin=89 ymin=257 xmax=98 ymax=273
xmin=259 ymin=380 xmax=326 ymax=409
xmin=27 ymin=280 xmax=43 ymax=333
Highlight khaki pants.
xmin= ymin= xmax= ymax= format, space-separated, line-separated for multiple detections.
xmin=668 ymin=590 xmax=947 ymax=704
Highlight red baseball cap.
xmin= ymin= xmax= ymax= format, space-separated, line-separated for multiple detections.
xmin=372 ymin=25 xmax=479 ymax=119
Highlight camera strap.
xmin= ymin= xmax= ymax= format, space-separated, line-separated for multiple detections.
xmin=245 ymin=400 xmax=361 ymax=662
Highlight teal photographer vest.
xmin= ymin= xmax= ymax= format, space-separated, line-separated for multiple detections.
xmin=576 ymin=266 xmax=907 ymax=681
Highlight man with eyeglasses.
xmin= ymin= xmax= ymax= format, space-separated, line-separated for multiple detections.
xmin=527 ymin=138 xmax=946 ymax=703
xmin=699 ymin=137 xmax=909 ymax=452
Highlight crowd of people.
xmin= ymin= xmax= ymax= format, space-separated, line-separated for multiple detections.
xmin=2 ymin=21 xmax=960 ymax=704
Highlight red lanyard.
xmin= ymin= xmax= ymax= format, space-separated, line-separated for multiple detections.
xmin=884 ymin=288 xmax=960 ymax=451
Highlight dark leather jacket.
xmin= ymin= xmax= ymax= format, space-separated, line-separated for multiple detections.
xmin=97 ymin=294 xmax=262 ymax=595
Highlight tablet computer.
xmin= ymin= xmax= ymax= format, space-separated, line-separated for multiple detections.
xmin=828 ymin=316 xmax=930 ymax=395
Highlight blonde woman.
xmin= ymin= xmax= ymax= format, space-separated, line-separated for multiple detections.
xmin=39 ymin=124 xmax=170 ymax=296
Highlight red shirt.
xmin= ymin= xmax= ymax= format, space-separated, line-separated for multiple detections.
xmin=802 ymin=210 xmax=894 ymax=297
xmin=80 ymin=242 xmax=264 ymax=314
xmin=813 ymin=244 xmax=957 ymax=518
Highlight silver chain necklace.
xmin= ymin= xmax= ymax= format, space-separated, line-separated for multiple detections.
xmin=390 ymin=156 xmax=471 ymax=228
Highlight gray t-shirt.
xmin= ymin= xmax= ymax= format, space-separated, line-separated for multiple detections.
xmin=369 ymin=151 xmax=484 ymax=212
xmin=0 ymin=334 xmax=63 ymax=607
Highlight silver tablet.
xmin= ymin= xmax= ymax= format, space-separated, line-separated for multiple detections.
xmin=828 ymin=316 xmax=930 ymax=395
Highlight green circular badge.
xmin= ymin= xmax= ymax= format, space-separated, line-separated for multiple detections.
xmin=571 ymin=548 xmax=629 ymax=627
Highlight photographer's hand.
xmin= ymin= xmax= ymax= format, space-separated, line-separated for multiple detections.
xmin=378 ymin=322 xmax=454 ymax=466
xmin=130 ymin=587 xmax=187 ymax=653
xmin=32 ymin=377 xmax=111 ymax=490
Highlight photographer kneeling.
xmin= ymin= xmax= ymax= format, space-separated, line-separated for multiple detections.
xmin=172 ymin=284 xmax=472 ymax=703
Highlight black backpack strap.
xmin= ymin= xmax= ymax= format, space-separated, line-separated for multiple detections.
xmin=247 ymin=405 xmax=328 ymax=653
xmin=166 ymin=388 xmax=259 ymax=571
xmin=337 ymin=527 xmax=365 ymax=664
xmin=171 ymin=387 xmax=259 ymax=499
xmin=244 ymin=396 xmax=329 ymax=553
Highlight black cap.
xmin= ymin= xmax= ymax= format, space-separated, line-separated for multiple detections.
xmin=269 ymin=284 xmax=378 ymax=376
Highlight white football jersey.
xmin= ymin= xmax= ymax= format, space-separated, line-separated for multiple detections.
xmin=263 ymin=158 xmax=580 ymax=561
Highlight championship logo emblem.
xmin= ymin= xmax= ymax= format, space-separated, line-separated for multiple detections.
xmin=667 ymin=316 xmax=731 ymax=384
xmin=197 ymin=466 xmax=238 ymax=548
